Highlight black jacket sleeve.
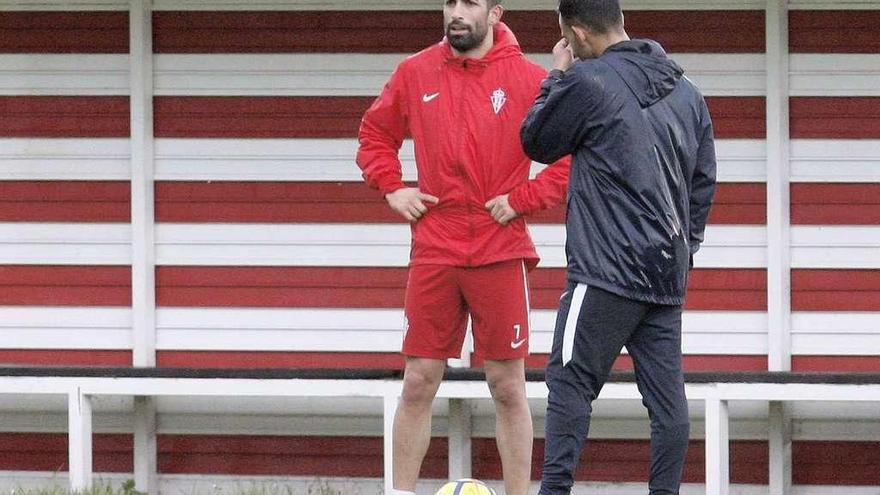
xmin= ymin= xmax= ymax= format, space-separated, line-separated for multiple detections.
xmin=520 ymin=68 xmax=598 ymax=164
xmin=688 ymin=96 xmax=717 ymax=255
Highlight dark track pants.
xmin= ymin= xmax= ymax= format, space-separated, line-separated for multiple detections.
xmin=538 ymin=284 xmax=690 ymax=495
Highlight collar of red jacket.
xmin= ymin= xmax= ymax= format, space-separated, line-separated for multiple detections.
xmin=442 ymin=22 xmax=522 ymax=67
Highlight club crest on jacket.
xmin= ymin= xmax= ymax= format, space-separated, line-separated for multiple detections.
xmin=491 ymin=88 xmax=507 ymax=114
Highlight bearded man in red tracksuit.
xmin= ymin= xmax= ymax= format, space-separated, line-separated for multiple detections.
xmin=356 ymin=1 xmax=569 ymax=494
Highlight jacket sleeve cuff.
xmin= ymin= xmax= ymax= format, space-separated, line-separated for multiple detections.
xmin=377 ymin=179 xmax=406 ymax=197
xmin=507 ymin=189 xmax=531 ymax=216
xmin=548 ymin=69 xmax=566 ymax=81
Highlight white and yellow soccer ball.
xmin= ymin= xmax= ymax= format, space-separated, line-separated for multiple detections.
xmin=434 ymin=478 xmax=497 ymax=495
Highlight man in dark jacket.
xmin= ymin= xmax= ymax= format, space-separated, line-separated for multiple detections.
xmin=520 ymin=1 xmax=716 ymax=494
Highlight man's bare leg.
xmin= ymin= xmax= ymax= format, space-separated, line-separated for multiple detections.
xmin=393 ymin=357 xmax=446 ymax=491
xmin=485 ymin=358 xmax=533 ymax=495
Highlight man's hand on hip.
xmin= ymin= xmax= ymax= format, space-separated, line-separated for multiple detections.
xmin=485 ymin=194 xmax=519 ymax=225
xmin=385 ymin=187 xmax=439 ymax=222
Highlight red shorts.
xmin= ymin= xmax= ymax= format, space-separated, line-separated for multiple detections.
xmin=403 ymin=259 xmax=531 ymax=360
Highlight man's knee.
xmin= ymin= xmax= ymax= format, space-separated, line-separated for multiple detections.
xmin=486 ymin=366 xmax=527 ymax=409
xmin=400 ymin=363 xmax=443 ymax=406
xmin=659 ymin=419 xmax=690 ymax=438
xmin=648 ymin=401 xmax=690 ymax=434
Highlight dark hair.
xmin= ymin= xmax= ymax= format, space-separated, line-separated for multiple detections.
xmin=558 ymin=0 xmax=623 ymax=34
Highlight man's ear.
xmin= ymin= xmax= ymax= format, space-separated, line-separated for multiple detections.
xmin=489 ymin=5 xmax=504 ymax=26
xmin=570 ymin=24 xmax=591 ymax=45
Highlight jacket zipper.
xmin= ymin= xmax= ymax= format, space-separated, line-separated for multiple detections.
xmin=459 ymin=59 xmax=476 ymax=266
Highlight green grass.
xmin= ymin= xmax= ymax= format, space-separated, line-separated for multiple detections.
xmin=7 ymin=480 xmax=145 ymax=495
xmin=6 ymin=480 xmax=355 ymax=495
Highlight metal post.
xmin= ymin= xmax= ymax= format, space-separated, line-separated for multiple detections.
xmin=769 ymin=401 xmax=793 ymax=495
xmin=448 ymin=398 xmax=473 ymax=480
xmin=130 ymin=0 xmax=157 ymax=368
xmin=68 ymin=387 xmax=93 ymax=492
xmin=134 ymin=396 xmax=158 ymax=494
xmin=383 ymin=392 xmax=399 ymax=494
xmin=705 ymin=397 xmax=730 ymax=495
xmin=766 ymin=0 xmax=792 ymax=373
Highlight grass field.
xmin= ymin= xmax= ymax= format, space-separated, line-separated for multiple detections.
xmin=8 ymin=480 xmax=348 ymax=495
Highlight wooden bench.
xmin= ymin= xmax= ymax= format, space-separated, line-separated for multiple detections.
xmin=1 ymin=367 xmax=878 ymax=495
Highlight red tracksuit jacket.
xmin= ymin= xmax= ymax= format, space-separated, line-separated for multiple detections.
xmin=357 ymin=23 xmax=569 ymax=268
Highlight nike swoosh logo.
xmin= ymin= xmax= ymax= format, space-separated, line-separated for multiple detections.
xmin=422 ymin=92 xmax=440 ymax=103
xmin=510 ymin=339 xmax=527 ymax=349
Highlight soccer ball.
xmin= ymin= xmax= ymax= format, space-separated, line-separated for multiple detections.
xmin=434 ymin=478 xmax=497 ymax=495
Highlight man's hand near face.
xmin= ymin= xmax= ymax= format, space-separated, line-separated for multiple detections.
xmin=552 ymin=38 xmax=574 ymax=72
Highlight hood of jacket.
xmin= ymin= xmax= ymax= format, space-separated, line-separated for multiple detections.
xmin=602 ymin=39 xmax=684 ymax=108
xmin=442 ymin=22 xmax=523 ymax=66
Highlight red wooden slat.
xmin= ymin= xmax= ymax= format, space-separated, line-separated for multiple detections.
xmin=156 ymin=182 xmax=764 ymax=225
xmin=793 ymin=269 xmax=880 ymax=311
xmin=157 ymin=351 xmax=769 ymax=373
xmin=792 ymin=441 xmax=880 ymax=485
xmin=154 ymin=96 xmax=762 ymax=139
xmin=157 ymin=351 xmax=405 ymax=370
xmin=0 ymin=433 xmax=874 ymax=483
xmin=0 ymin=96 xmax=129 ymax=137
xmin=153 ymin=10 xmax=764 ymax=54
xmin=791 ymin=184 xmax=880 ymax=225
xmin=0 ymin=182 xmax=130 ymax=222
xmin=791 ymin=98 xmax=880 ymax=139
xmin=706 ymin=96 xmax=766 ymax=139
xmin=792 ymin=356 xmax=880 ymax=373
xmin=0 ymin=350 xmax=131 ymax=366
xmin=157 ymin=435 xmax=447 ymax=477
xmin=474 ymin=439 xmax=769 ymax=483
xmin=790 ymin=11 xmax=880 ymax=54
xmin=157 ymin=267 xmax=764 ymax=311
xmin=0 ymin=266 xmax=131 ymax=306
xmin=154 ymin=96 xmax=371 ymax=138
xmin=0 ymin=12 xmax=128 ymax=53
xmin=516 ymin=354 xmax=768 ymax=372
xmin=0 ymin=433 xmax=132 ymax=472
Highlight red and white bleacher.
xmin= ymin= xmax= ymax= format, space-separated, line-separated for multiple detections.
xmin=0 ymin=1 xmax=878 ymax=494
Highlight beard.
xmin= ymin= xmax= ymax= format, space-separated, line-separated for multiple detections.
xmin=445 ymin=22 xmax=488 ymax=53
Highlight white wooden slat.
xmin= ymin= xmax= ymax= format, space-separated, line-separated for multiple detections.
xmin=788 ymin=0 xmax=880 ymax=9
xmin=152 ymin=307 xmax=767 ymax=354
xmin=0 ymin=1 xmax=127 ymax=10
xmin=0 ymin=55 xmax=128 ymax=95
xmin=790 ymin=54 xmax=880 ymax=96
xmin=3 ymin=222 xmax=876 ymax=270
xmin=1 ymin=404 xmax=878 ymax=440
xmin=154 ymin=223 xmax=767 ymax=268
xmin=7 ymin=52 xmax=880 ymax=98
xmin=0 ymin=307 xmax=132 ymax=349
xmin=0 ymin=304 xmax=764 ymax=355
xmin=791 ymin=139 xmax=880 ymax=183
xmin=154 ymin=138 xmax=764 ymax=183
xmin=3 ymin=306 xmax=874 ymax=357
xmin=153 ymin=53 xmax=766 ymax=97
xmin=0 ymin=138 xmax=130 ymax=181
xmin=154 ymin=138 xmax=416 ymax=182
xmin=791 ymin=226 xmax=880 ymax=269
xmin=0 ymin=223 xmax=130 ymax=265
xmin=9 ymin=137 xmax=880 ymax=184
xmin=792 ymin=312 xmax=880 ymax=355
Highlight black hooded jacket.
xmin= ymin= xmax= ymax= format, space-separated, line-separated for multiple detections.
xmin=521 ymin=39 xmax=716 ymax=305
